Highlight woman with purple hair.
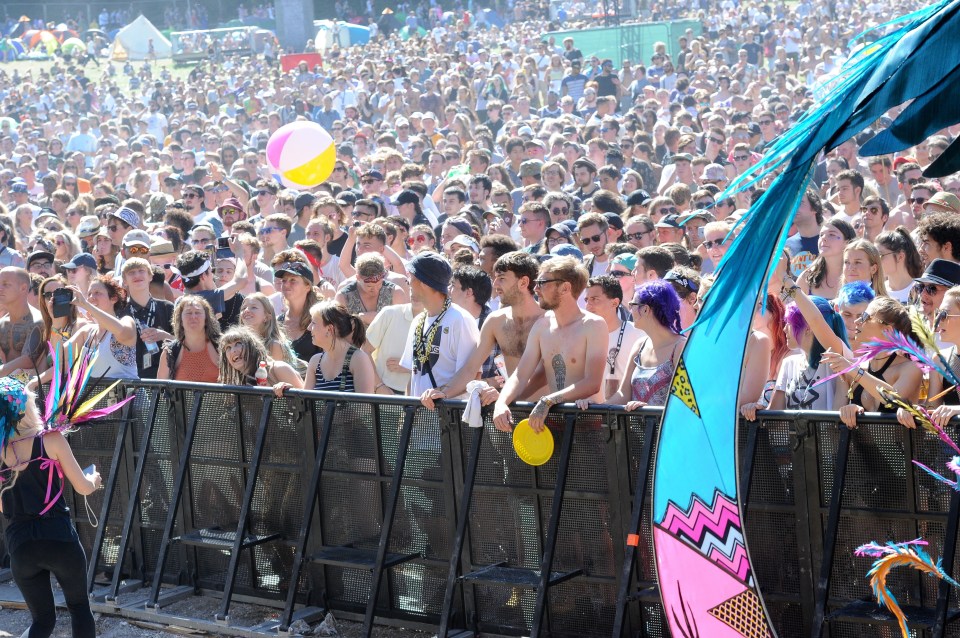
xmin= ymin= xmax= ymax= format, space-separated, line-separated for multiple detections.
xmin=579 ymin=280 xmax=686 ymax=409
xmin=764 ymin=296 xmax=849 ymax=412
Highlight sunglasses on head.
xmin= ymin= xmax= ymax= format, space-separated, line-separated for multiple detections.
xmin=360 ymin=272 xmax=386 ymax=284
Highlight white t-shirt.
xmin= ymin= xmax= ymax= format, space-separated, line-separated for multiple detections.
xmin=400 ymin=302 xmax=481 ymax=398
xmin=888 ymin=282 xmax=912 ymax=304
xmin=366 ymin=303 xmax=416 ymax=392
xmin=775 ymin=354 xmax=837 ymax=411
xmin=604 ymin=320 xmax=645 ymax=385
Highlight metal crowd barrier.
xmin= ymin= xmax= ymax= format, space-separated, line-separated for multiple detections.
xmin=1 ymin=380 xmax=959 ymax=637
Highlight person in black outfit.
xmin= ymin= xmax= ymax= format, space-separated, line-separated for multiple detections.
xmin=0 ymin=377 xmax=102 ymax=638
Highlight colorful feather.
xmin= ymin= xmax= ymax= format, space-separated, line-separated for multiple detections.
xmin=854 ymin=539 xmax=960 ymax=638
xmin=913 ymin=459 xmax=960 ymax=490
xmin=876 ymin=387 xmax=960 ymax=455
xmin=857 ymin=332 xmax=960 ymax=389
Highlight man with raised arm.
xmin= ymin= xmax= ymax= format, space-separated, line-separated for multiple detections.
xmin=492 ymin=256 xmax=608 ymax=432
xmin=420 ymin=251 xmax=545 ymax=408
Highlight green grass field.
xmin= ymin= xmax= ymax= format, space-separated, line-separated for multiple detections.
xmin=0 ymin=57 xmax=198 ymax=86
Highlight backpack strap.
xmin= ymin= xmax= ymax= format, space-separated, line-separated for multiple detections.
xmin=339 ymin=346 xmax=358 ymax=392
xmin=165 ymin=340 xmax=183 ymax=374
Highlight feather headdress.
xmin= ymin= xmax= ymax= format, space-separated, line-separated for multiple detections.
xmin=854 ymin=539 xmax=960 ymax=638
xmin=37 ymin=333 xmax=134 ymax=432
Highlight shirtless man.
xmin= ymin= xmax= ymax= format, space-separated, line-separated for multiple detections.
xmin=0 ymin=267 xmax=43 ymax=377
xmin=420 ymin=251 xmax=545 ymax=408
xmin=493 ymin=256 xmax=608 ymax=432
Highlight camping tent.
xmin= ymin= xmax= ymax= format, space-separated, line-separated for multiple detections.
xmin=110 ymin=15 xmax=171 ymax=60
xmin=313 ymin=20 xmax=370 ymax=50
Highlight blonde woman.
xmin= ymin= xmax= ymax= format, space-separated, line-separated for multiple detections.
xmin=840 ymin=238 xmax=888 ymax=296
xmin=53 ymin=230 xmax=82 ymax=263
xmin=240 ymin=292 xmax=299 ymax=367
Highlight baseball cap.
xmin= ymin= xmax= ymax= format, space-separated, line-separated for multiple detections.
xmin=602 ymin=212 xmax=625 ymax=230
xmin=669 ymin=153 xmax=693 ymax=164
xmin=61 ymin=252 xmax=97 ymax=270
xmin=361 ymin=169 xmax=384 ymax=181
xmin=679 ymin=210 xmax=716 ymax=225
xmin=519 ymin=159 xmax=544 ymax=178
xmin=109 ymin=206 xmax=142 ymax=229
xmin=122 ymin=230 xmax=152 ymax=248
xmin=655 ymin=214 xmax=682 ymax=229
xmin=26 ymin=250 xmax=54 ymax=268
xmin=294 ymin=192 xmax=317 ymax=212
xmin=10 ymin=182 xmax=28 ymax=194
xmin=393 ymin=189 xmax=420 ymax=206
xmin=626 ymin=189 xmax=652 ymax=207
xmin=444 ymin=234 xmax=480 ymax=254
xmin=548 ymin=243 xmax=584 ymax=260
xmin=274 ymin=261 xmax=315 ymax=284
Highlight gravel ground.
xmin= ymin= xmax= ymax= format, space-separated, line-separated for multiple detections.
xmin=0 ymin=602 xmax=428 ymax=637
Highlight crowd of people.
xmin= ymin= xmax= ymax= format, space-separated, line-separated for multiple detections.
xmin=3 ymin=0 xmax=960 ymax=633
xmin=0 ymin=0 xmax=956 ymax=433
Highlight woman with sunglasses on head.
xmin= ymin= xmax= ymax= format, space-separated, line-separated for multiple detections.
xmin=898 ymin=287 xmax=960 ymax=429
xmin=64 ymin=276 xmax=140 ymax=379
xmin=52 ymin=230 xmax=82 ymax=264
xmin=579 ymin=280 xmax=686 ymax=410
xmin=876 ymin=227 xmax=925 ymax=303
xmin=799 ymin=218 xmax=856 ymax=298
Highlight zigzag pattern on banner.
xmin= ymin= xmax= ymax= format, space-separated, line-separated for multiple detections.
xmin=661 ymin=490 xmax=752 ymax=584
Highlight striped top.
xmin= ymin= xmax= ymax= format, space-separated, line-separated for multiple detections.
xmin=313 ymin=346 xmax=358 ymax=392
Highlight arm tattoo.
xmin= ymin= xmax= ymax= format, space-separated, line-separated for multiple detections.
xmin=552 ymin=354 xmax=566 ymax=389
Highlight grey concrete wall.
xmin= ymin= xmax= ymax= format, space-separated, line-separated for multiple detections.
xmin=274 ymin=0 xmax=315 ymax=52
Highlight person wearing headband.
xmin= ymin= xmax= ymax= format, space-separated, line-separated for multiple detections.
xmin=174 ymin=237 xmax=249 ymax=329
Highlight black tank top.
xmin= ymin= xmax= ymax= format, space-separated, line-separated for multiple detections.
xmin=1 ymin=435 xmax=76 ymax=553
xmin=851 ymin=355 xmax=898 ymax=413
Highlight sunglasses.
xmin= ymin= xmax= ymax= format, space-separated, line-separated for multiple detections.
xmin=625 ymin=230 xmax=654 ymax=241
xmin=408 ymin=235 xmax=431 ymax=246
xmin=657 ymin=207 xmax=679 ymax=216
xmin=733 ymin=155 xmax=750 ymax=162
xmin=694 ymin=200 xmax=715 ymax=209
xmin=183 ymin=193 xmax=199 ymax=199
xmin=126 ymin=245 xmax=150 ymax=255
xmin=533 ymin=278 xmax=563 ymax=288
xmin=256 ymin=190 xmax=274 ymax=196
xmin=259 ymin=227 xmax=282 ymax=235
xmin=551 ymin=206 xmax=570 ymax=214
xmin=909 ymin=197 xmax=928 ymax=205
xmin=579 ymin=233 xmax=604 ymax=245
xmin=935 ymin=309 xmax=960 ymax=329
xmin=708 ymin=137 xmax=725 ymax=145
xmin=915 ymin=282 xmax=942 ymax=295
xmin=610 ymin=269 xmax=631 ymax=277
xmin=360 ymin=272 xmax=386 ymax=284
xmin=360 ymin=178 xmax=380 ymax=185
xmin=860 ymin=206 xmax=882 ymax=215
xmin=703 ymin=238 xmax=727 ymax=249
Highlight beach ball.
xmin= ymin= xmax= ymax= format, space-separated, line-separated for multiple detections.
xmin=266 ymin=121 xmax=336 ymax=189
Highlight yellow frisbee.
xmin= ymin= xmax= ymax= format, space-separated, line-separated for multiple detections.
xmin=513 ymin=419 xmax=554 ymax=466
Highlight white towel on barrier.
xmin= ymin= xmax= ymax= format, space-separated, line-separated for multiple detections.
xmin=462 ymin=380 xmax=487 ymax=428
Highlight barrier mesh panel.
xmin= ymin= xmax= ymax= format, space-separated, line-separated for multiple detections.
xmin=36 ymin=384 xmax=960 ymax=638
